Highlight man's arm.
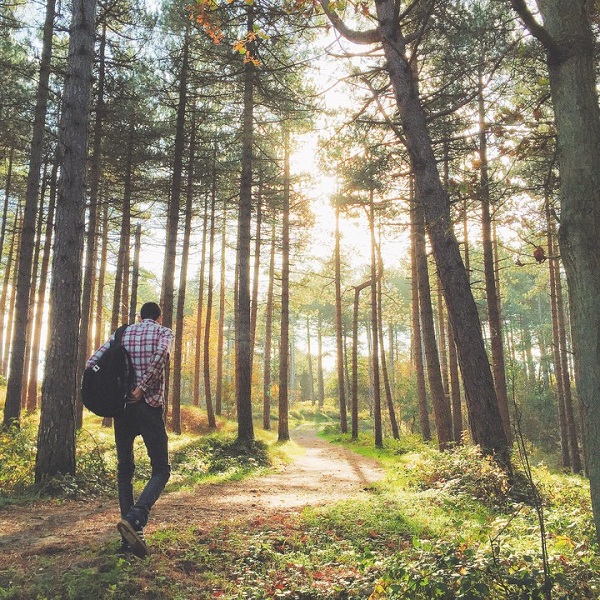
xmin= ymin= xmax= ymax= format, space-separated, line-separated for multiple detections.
xmin=85 ymin=338 xmax=112 ymax=368
xmin=137 ymin=328 xmax=174 ymax=394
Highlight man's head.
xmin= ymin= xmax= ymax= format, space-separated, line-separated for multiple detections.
xmin=140 ymin=302 xmax=162 ymax=322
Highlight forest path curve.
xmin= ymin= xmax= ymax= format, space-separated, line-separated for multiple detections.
xmin=0 ymin=426 xmax=384 ymax=565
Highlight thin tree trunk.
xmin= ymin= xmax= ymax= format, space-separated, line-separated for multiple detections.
xmin=171 ymin=107 xmax=197 ymax=434
xmin=334 ymin=203 xmax=348 ymax=432
xmin=215 ymin=208 xmax=227 ymax=417
xmin=377 ymin=251 xmax=399 ymax=439
xmin=4 ymin=0 xmax=56 ymax=427
xmin=94 ymin=205 xmax=109 ymax=350
xmin=204 ymin=144 xmax=217 ymax=430
xmin=317 ymin=311 xmax=325 ymax=409
xmin=250 ymin=179 xmax=262 ymax=354
xmin=369 ymin=192 xmax=383 ymax=448
xmin=306 ymin=316 xmax=315 ymax=405
xmin=26 ymin=157 xmax=58 ymax=411
xmin=278 ymin=129 xmax=291 ymax=442
xmin=410 ymin=196 xmax=430 ymax=441
xmin=262 ymin=224 xmax=275 ymax=430
xmin=235 ymin=5 xmax=255 ymax=443
xmin=448 ymin=320 xmax=462 ymax=443
xmin=548 ymin=199 xmax=571 ymax=469
xmin=478 ymin=80 xmax=511 ymax=443
xmin=352 ymin=279 xmax=370 ymax=439
xmin=0 ymin=214 xmax=19 ymax=377
xmin=193 ymin=194 xmax=209 ymax=407
xmin=0 ymin=145 xmax=14 ymax=261
xmin=22 ymin=173 xmax=47 ymax=410
xmin=129 ymin=224 xmax=141 ymax=323
xmin=548 ymin=202 xmax=581 ymax=472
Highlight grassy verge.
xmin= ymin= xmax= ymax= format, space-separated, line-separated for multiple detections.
xmin=1 ymin=403 xmax=598 ymax=599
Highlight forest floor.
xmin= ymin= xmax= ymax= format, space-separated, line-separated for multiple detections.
xmin=0 ymin=424 xmax=385 ymax=597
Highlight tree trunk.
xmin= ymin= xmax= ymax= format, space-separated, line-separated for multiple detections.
xmin=447 ymin=320 xmax=463 ymax=442
xmin=478 ymin=80 xmax=511 ymax=443
xmin=410 ymin=194 xmax=430 ymax=441
xmin=377 ymin=251 xmax=399 ymax=439
xmin=263 ymin=224 xmax=275 ymax=430
xmin=129 ymin=224 xmax=141 ymax=323
xmin=547 ymin=203 xmax=581 ymax=472
xmin=0 ymin=212 xmax=19 ymax=378
xmin=215 ymin=208 xmax=227 ymax=417
xmin=511 ymin=0 xmax=600 ymax=537
xmin=278 ymin=129 xmax=291 ymax=442
xmin=351 ymin=279 xmax=370 ymax=439
xmin=414 ymin=194 xmax=453 ymax=450
xmin=0 ymin=145 xmax=14 ymax=261
xmin=204 ymin=145 xmax=217 ymax=429
xmin=35 ymin=0 xmax=97 ymax=479
xmin=26 ymin=157 xmax=57 ymax=411
xmin=235 ymin=5 xmax=255 ymax=443
xmin=94 ymin=205 xmax=109 ymax=350
xmin=368 ymin=192 xmax=383 ymax=448
xmin=306 ymin=316 xmax=315 ymax=405
xmin=316 ymin=311 xmax=325 ymax=409
xmin=250 ymin=178 xmax=262 ymax=354
xmin=22 ymin=170 xmax=47 ymax=411
xmin=193 ymin=194 xmax=209 ymax=407
xmin=374 ymin=1 xmax=508 ymax=460
xmin=4 ymin=0 xmax=56 ymax=427
xmin=171 ymin=107 xmax=197 ymax=435
xmin=334 ymin=203 xmax=348 ymax=431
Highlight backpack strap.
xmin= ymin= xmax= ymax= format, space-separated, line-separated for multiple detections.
xmin=113 ymin=324 xmax=129 ymax=347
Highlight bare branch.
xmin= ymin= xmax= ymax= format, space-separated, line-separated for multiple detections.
xmin=319 ymin=0 xmax=381 ymax=45
xmin=509 ymin=0 xmax=560 ymax=60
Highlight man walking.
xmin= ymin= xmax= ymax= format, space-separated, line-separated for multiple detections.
xmin=86 ymin=301 xmax=173 ymax=557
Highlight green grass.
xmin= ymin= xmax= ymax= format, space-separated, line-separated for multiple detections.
xmin=1 ymin=401 xmax=599 ymax=599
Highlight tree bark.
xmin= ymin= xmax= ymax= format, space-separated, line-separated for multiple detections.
xmin=369 ymin=192 xmax=383 ymax=448
xmin=26 ymin=157 xmax=57 ymax=411
xmin=235 ymin=5 xmax=255 ymax=443
xmin=334 ymin=203 xmax=348 ymax=432
xmin=511 ymin=0 xmax=600 ymax=535
xmin=478 ymin=79 xmax=511 ymax=443
xmin=35 ymin=0 xmax=97 ymax=479
xmin=278 ymin=129 xmax=291 ymax=442
xmin=171 ymin=107 xmax=197 ymax=434
xmin=377 ymin=251 xmax=399 ymax=439
xmin=4 ymin=0 xmax=56 ymax=427
xmin=263 ymin=224 xmax=276 ymax=430
xmin=351 ymin=279 xmax=371 ymax=439
xmin=374 ymin=0 xmax=508 ymax=460
xmin=215 ymin=208 xmax=227 ymax=417
xmin=414 ymin=194 xmax=453 ymax=450
xmin=193 ymin=194 xmax=209 ymax=407
xmin=410 ymin=193 xmax=430 ymax=441
xmin=204 ymin=145 xmax=217 ymax=429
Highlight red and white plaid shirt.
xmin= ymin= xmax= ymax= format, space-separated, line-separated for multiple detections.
xmin=86 ymin=319 xmax=174 ymax=408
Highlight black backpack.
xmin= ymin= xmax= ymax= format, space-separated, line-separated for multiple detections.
xmin=81 ymin=324 xmax=135 ymax=417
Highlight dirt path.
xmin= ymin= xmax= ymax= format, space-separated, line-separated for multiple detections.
xmin=0 ymin=426 xmax=384 ymax=564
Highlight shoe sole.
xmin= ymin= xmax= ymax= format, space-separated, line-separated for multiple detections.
xmin=117 ymin=519 xmax=149 ymax=558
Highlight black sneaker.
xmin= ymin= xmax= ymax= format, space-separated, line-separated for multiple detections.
xmin=117 ymin=517 xmax=149 ymax=558
xmin=116 ymin=540 xmax=132 ymax=555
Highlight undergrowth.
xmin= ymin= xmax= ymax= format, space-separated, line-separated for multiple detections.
xmin=0 ymin=410 xmax=598 ymax=599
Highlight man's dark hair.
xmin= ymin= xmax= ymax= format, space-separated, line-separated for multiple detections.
xmin=140 ymin=302 xmax=161 ymax=321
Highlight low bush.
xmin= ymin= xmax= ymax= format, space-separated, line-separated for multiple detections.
xmin=418 ymin=443 xmax=511 ymax=507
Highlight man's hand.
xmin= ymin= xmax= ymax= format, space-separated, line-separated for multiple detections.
xmin=131 ymin=386 xmax=144 ymax=401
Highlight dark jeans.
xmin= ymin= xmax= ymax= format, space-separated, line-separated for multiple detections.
xmin=114 ymin=401 xmax=171 ymax=528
